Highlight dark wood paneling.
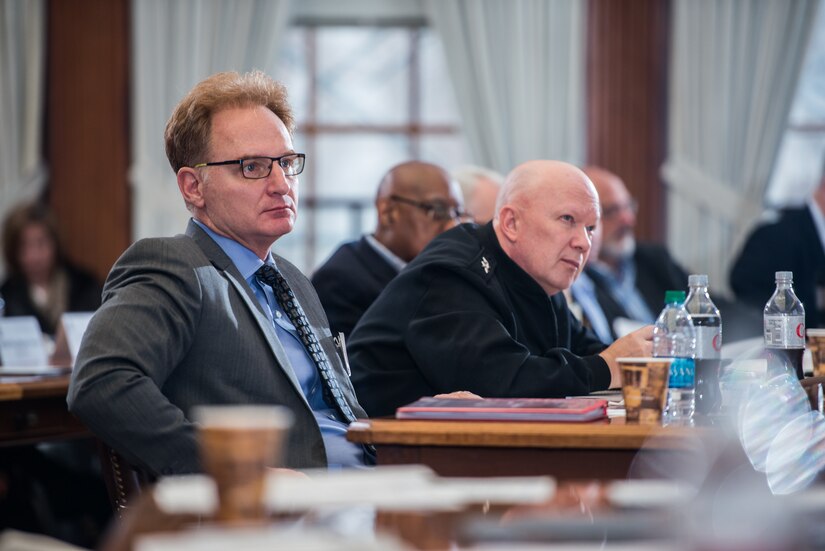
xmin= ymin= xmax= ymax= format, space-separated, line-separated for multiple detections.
xmin=586 ymin=0 xmax=669 ymax=241
xmin=47 ymin=0 xmax=130 ymax=282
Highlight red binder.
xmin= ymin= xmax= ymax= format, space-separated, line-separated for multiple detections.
xmin=396 ymin=397 xmax=608 ymax=422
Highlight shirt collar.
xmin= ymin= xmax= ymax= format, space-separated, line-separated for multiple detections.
xmin=192 ymin=218 xmax=274 ymax=278
xmin=364 ymin=234 xmax=406 ymax=272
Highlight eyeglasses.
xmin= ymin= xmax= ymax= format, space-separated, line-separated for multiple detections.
xmin=601 ymin=199 xmax=638 ymax=220
xmin=390 ymin=194 xmax=469 ymax=222
xmin=194 ymin=153 xmax=306 ymax=179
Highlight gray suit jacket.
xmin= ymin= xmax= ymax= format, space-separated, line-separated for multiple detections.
xmin=67 ymin=221 xmax=367 ymax=476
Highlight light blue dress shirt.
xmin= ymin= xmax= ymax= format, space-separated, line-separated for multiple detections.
xmin=193 ymin=220 xmax=365 ymax=468
xmin=570 ymin=270 xmax=613 ymax=344
xmin=590 ymin=259 xmax=656 ymax=324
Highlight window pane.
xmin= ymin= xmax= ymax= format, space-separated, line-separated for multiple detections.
xmin=276 ymin=203 xmax=379 ymax=274
xmin=277 ymin=29 xmax=310 ymax=123
xmin=766 ymin=7 xmax=825 ymax=206
xmin=315 ymin=133 xmax=411 ymax=199
xmin=420 ymin=29 xmax=462 ymax=126
xmin=765 ymin=130 xmax=825 ymax=207
xmin=419 ymin=135 xmax=472 ymax=174
xmin=317 ymin=28 xmax=409 ymax=125
xmin=311 ymin=207 xmax=350 ymax=271
xmin=788 ymin=6 xmax=825 ymax=124
xmin=311 ymin=206 xmax=367 ymax=272
xmin=273 ymin=23 xmax=469 ymax=273
xmin=273 ymin=211 xmax=309 ymax=273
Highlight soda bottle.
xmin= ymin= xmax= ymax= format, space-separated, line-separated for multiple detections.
xmin=684 ymin=274 xmax=722 ymax=415
xmin=653 ymin=290 xmax=696 ymax=423
xmin=763 ymin=271 xmax=805 ymax=379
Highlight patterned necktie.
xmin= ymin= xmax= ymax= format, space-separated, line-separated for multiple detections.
xmin=256 ymin=264 xmax=358 ymax=423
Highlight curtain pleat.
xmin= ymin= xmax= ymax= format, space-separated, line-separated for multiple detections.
xmin=424 ymin=0 xmax=585 ymax=174
xmin=662 ymin=0 xmax=819 ymax=296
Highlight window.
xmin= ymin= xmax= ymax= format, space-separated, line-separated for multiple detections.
xmin=273 ymin=26 xmax=469 ymax=273
xmin=765 ymin=6 xmax=825 ymax=208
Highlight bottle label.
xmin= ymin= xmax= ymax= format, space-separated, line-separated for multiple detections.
xmin=763 ymin=315 xmax=805 ymax=348
xmin=668 ymin=357 xmax=695 ymax=389
xmin=694 ymin=326 xmax=721 ymax=359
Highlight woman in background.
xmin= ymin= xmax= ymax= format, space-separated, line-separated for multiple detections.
xmin=0 ymin=202 xmax=109 ymax=546
xmin=1 ymin=201 xmax=101 ymax=336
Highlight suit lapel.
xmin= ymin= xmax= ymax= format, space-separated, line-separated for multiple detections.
xmin=185 ymin=221 xmax=309 ymax=409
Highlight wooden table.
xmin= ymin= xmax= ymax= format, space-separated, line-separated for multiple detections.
xmin=348 ymin=417 xmax=702 ymax=481
xmin=0 ymin=374 xmax=89 ymax=446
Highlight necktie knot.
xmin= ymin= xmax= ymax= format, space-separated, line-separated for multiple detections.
xmin=255 ymin=264 xmax=280 ymax=287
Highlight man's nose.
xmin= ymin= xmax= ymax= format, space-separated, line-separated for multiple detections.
xmin=265 ymin=166 xmax=292 ymax=195
xmin=620 ymin=207 xmax=636 ymax=227
xmin=572 ymin=226 xmax=592 ymax=252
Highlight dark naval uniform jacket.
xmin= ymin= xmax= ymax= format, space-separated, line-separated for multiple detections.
xmin=348 ymin=222 xmax=611 ymax=418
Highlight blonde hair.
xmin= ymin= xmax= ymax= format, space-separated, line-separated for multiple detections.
xmin=164 ymin=70 xmax=295 ymax=173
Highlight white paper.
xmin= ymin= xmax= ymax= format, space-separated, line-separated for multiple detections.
xmin=0 ymin=366 xmax=71 ymax=376
xmin=53 ymin=312 xmax=95 ymax=364
xmin=152 ymin=466 xmax=556 ymax=516
xmin=135 ymin=526 xmax=407 ymax=551
xmin=0 ymin=317 xmax=48 ymax=367
xmin=606 ymin=479 xmax=696 ymax=508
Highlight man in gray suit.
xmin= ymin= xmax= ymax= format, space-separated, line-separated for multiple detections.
xmin=68 ymin=71 xmax=370 ymax=477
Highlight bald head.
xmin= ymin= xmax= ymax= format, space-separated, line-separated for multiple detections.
xmin=377 ymin=162 xmax=453 ymax=202
xmin=496 ymin=160 xmax=598 ymax=216
xmin=494 ymin=160 xmax=600 ymax=296
xmin=374 ymin=161 xmax=464 ymax=262
xmin=581 ymin=166 xmax=636 ymax=266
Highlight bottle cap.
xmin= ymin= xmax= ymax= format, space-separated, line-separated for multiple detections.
xmin=664 ymin=290 xmax=686 ymax=304
xmin=775 ymin=271 xmax=793 ymax=281
xmin=688 ymin=274 xmax=708 ymax=287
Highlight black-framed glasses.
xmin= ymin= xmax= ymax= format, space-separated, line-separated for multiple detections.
xmin=194 ymin=153 xmax=306 ymax=179
xmin=390 ymin=194 xmax=469 ymax=222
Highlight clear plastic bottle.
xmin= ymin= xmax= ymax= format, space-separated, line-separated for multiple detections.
xmin=653 ymin=290 xmax=696 ymax=423
xmin=763 ymin=271 xmax=805 ymax=379
xmin=684 ymin=274 xmax=722 ymax=415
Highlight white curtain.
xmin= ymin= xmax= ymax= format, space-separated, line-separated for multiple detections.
xmin=662 ymin=0 xmax=819 ymax=296
xmin=0 ymin=0 xmax=47 ymax=273
xmin=131 ymin=0 xmax=293 ymax=240
xmin=424 ymin=0 xmax=585 ymax=174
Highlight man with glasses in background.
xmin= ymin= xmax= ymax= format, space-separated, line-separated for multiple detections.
xmin=69 ymin=71 xmax=372 ymax=477
xmin=312 ymin=161 xmax=466 ymax=337
xmin=348 ymin=160 xmax=652 ymax=418
xmin=582 ymin=166 xmax=689 ymax=335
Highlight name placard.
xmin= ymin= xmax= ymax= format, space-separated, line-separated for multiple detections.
xmin=52 ymin=312 xmax=95 ymax=366
xmin=0 ymin=316 xmax=49 ymax=367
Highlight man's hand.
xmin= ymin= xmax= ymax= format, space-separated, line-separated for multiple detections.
xmin=433 ymin=390 xmax=483 ymax=399
xmin=598 ymin=326 xmax=654 ymax=388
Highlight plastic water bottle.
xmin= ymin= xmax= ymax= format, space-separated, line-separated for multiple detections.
xmin=684 ymin=275 xmax=722 ymax=415
xmin=764 ymin=271 xmax=805 ymax=380
xmin=653 ymin=290 xmax=696 ymax=423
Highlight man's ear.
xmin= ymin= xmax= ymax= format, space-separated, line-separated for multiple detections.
xmin=177 ymin=167 xmax=205 ymax=209
xmin=497 ymin=205 xmax=519 ymax=242
xmin=376 ymin=197 xmax=396 ymax=227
